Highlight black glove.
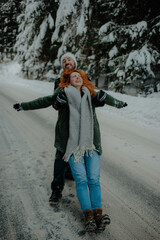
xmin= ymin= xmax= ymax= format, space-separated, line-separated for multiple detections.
xmin=52 ymin=92 xmax=68 ymax=110
xmin=93 ymin=90 xmax=106 ymax=107
xmin=13 ymin=103 xmax=23 ymax=111
xmin=123 ymin=102 xmax=128 ymax=107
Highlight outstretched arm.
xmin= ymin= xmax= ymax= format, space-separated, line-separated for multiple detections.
xmin=13 ymin=95 xmax=55 ymax=111
xmin=92 ymin=90 xmax=127 ymax=108
xmin=105 ymin=93 xmax=127 ymax=108
xmin=13 ymin=88 xmax=61 ymax=111
xmin=21 ymin=95 xmax=54 ymax=110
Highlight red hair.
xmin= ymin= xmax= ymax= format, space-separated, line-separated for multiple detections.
xmin=59 ymin=69 xmax=96 ymax=97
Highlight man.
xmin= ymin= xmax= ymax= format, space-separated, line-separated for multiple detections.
xmin=49 ymin=52 xmax=107 ymax=204
xmin=49 ymin=52 xmax=77 ymax=204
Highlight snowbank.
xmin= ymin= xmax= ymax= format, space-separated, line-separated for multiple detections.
xmin=0 ymin=61 xmax=160 ymax=129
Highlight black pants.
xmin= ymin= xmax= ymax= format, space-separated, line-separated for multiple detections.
xmin=51 ymin=150 xmax=72 ymax=192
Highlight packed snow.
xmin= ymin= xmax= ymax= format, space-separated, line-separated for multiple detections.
xmin=0 ymin=61 xmax=160 ymax=130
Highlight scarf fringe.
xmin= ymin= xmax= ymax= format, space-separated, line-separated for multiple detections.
xmin=64 ymin=146 xmax=94 ymax=162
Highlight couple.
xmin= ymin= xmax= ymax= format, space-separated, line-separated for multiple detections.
xmin=13 ymin=53 xmax=127 ymax=232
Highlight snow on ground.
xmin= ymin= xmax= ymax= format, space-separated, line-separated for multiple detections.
xmin=0 ymin=61 xmax=160 ymax=130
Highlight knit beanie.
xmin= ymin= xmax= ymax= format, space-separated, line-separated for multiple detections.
xmin=61 ymin=52 xmax=77 ymax=68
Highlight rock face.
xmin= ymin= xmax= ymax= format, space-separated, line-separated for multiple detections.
xmin=1 ymin=0 xmax=160 ymax=95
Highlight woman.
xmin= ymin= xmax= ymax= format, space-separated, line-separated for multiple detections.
xmin=13 ymin=69 xmax=127 ymax=232
xmin=58 ymin=70 xmax=111 ymax=233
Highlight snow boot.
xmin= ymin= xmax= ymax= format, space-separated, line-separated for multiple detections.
xmin=84 ymin=209 xmax=97 ymax=232
xmin=49 ymin=188 xmax=62 ymax=204
xmin=94 ymin=208 xmax=110 ymax=232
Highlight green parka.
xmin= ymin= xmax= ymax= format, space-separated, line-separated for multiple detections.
xmin=21 ymin=87 xmax=125 ymax=155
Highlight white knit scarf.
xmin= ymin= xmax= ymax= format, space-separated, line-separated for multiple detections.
xmin=64 ymin=85 xmax=94 ymax=162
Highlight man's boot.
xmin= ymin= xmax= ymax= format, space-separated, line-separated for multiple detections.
xmin=84 ymin=209 xmax=97 ymax=232
xmin=49 ymin=187 xmax=62 ymax=204
xmin=94 ymin=208 xmax=110 ymax=232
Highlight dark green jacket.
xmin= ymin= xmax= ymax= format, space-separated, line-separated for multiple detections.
xmin=21 ymin=88 xmax=125 ymax=154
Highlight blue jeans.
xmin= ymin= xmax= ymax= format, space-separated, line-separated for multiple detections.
xmin=69 ymin=150 xmax=101 ymax=212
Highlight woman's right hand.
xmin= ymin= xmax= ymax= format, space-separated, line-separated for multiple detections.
xmin=13 ymin=103 xmax=23 ymax=111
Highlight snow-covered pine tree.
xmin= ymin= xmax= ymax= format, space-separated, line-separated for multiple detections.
xmin=14 ymin=0 xmax=59 ymax=80
xmin=0 ymin=0 xmax=20 ymax=61
xmin=14 ymin=0 xmax=90 ymax=81
xmin=92 ymin=0 xmax=160 ymax=95
xmin=50 ymin=0 xmax=90 ymax=72
xmin=12 ymin=0 xmax=160 ymax=95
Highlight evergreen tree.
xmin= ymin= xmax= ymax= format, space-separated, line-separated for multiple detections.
xmin=14 ymin=0 xmax=59 ymax=79
xmin=2 ymin=0 xmax=160 ymax=95
xmin=86 ymin=0 xmax=160 ymax=94
xmin=50 ymin=0 xmax=90 ymax=70
xmin=0 ymin=0 xmax=21 ymax=61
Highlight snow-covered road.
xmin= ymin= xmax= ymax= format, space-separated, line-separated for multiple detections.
xmin=0 ymin=77 xmax=160 ymax=240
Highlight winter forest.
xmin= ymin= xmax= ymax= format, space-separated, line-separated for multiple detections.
xmin=0 ymin=0 xmax=160 ymax=96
